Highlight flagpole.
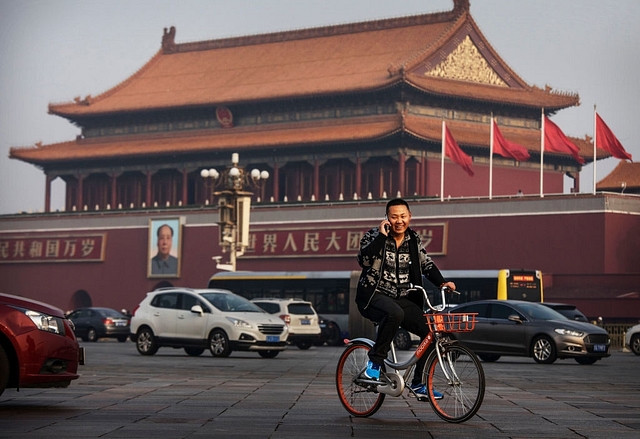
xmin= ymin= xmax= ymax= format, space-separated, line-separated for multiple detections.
xmin=540 ymin=108 xmax=545 ymax=198
xmin=441 ymin=120 xmax=445 ymax=202
xmin=593 ymin=105 xmax=597 ymax=194
xmin=489 ymin=113 xmax=494 ymax=200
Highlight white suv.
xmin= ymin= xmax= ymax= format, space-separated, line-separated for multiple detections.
xmin=130 ymin=288 xmax=288 ymax=358
xmin=251 ymin=298 xmax=321 ymax=350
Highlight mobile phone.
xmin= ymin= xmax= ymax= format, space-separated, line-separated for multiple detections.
xmin=384 ymin=215 xmax=390 ymax=233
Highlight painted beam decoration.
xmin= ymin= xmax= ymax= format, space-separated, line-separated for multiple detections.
xmin=0 ymin=234 xmax=106 ymax=263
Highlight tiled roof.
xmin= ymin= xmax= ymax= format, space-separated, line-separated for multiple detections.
xmin=9 ymin=115 xmax=403 ymax=165
xmin=596 ymin=161 xmax=640 ymax=191
xmin=47 ymin=3 xmax=578 ymax=119
xmin=11 ymin=111 xmax=603 ymax=166
xmin=405 ymin=75 xmax=578 ymax=108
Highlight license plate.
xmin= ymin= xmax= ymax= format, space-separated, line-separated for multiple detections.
xmin=301 ymin=319 xmax=310 ymax=325
xmin=115 ymin=321 xmax=126 ymax=326
xmin=266 ymin=336 xmax=279 ymax=343
xmin=593 ymin=344 xmax=607 ymax=352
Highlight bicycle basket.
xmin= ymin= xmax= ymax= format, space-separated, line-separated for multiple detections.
xmin=425 ymin=313 xmax=477 ymax=332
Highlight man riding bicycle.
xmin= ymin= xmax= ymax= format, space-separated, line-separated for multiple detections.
xmin=355 ymin=198 xmax=456 ymax=399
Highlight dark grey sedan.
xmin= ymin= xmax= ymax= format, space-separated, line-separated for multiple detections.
xmin=448 ymin=300 xmax=610 ymax=365
xmin=66 ymin=307 xmax=130 ymax=342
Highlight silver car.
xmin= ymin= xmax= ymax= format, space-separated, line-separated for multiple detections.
xmin=448 ymin=300 xmax=610 ymax=365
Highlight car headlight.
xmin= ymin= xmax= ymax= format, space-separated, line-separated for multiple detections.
xmin=554 ymin=328 xmax=585 ymax=337
xmin=24 ymin=309 xmax=64 ymax=335
xmin=226 ymin=317 xmax=252 ymax=329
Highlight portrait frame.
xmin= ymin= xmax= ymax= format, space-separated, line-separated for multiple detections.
xmin=147 ymin=217 xmax=182 ymax=278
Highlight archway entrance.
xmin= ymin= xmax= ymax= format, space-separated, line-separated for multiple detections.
xmin=69 ymin=289 xmax=92 ymax=311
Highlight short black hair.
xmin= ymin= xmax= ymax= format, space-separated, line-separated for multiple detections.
xmin=157 ymin=224 xmax=174 ymax=237
xmin=385 ymin=198 xmax=410 ymax=216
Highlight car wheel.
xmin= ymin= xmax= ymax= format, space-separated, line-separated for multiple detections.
xmin=259 ymin=350 xmax=279 ymax=358
xmin=324 ymin=321 xmax=343 ymax=346
xmin=0 ymin=345 xmax=9 ymax=397
xmin=136 ymin=327 xmax=159 ymax=356
xmin=532 ymin=336 xmax=557 ymax=364
xmin=393 ymin=328 xmax=411 ymax=351
xmin=631 ymin=334 xmax=640 ymax=356
xmin=86 ymin=327 xmax=99 ymax=342
xmin=478 ymin=354 xmax=501 ymax=362
xmin=296 ymin=341 xmax=312 ymax=350
xmin=117 ymin=336 xmax=128 ymax=342
xmin=575 ymin=357 xmax=598 ymax=365
xmin=184 ymin=347 xmax=205 ymax=356
xmin=209 ymin=329 xmax=232 ymax=358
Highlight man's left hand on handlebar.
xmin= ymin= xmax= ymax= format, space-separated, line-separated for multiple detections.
xmin=440 ymin=281 xmax=457 ymax=292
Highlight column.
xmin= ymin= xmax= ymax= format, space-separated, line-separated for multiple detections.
xmin=398 ymin=151 xmax=406 ymax=197
xmin=272 ymin=162 xmax=280 ymax=202
xmin=45 ymin=174 xmax=52 ymax=213
xmin=355 ymin=156 xmax=362 ymax=199
xmin=146 ymin=170 xmax=152 ymax=207
xmin=77 ymin=174 xmax=85 ymax=210
xmin=182 ymin=169 xmax=188 ymax=206
xmin=313 ymin=159 xmax=320 ymax=201
xmin=110 ymin=173 xmax=117 ymax=208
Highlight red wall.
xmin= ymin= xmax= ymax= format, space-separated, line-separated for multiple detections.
xmin=425 ymin=161 xmax=563 ymax=197
xmin=1 ymin=201 xmax=637 ymax=320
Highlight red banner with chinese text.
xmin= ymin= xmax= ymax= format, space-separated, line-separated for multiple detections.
xmin=242 ymin=223 xmax=447 ymax=259
xmin=0 ymin=234 xmax=106 ymax=263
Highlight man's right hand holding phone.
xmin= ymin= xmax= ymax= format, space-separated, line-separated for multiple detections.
xmin=380 ymin=219 xmax=391 ymax=236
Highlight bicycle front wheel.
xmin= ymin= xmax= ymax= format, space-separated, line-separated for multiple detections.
xmin=424 ymin=343 xmax=485 ymax=423
xmin=335 ymin=342 xmax=385 ymax=417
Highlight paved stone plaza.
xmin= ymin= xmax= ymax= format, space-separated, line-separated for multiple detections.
xmin=1 ymin=342 xmax=639 ymax=438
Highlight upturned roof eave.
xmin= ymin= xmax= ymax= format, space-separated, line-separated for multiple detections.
xmin=404 ymin=76 xmax=579 ymax=111
xmin=9 ymin=114 xmax=405 ymax=167
xmin=47 ymin=78 xmax=405 ymax=121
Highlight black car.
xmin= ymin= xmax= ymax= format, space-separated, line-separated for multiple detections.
xmin=448 ymin=300 xmax=610 ymax=365
xmin=541 ymin=302 xmax=589 ymax=322
xmin=66 ymin=307 xmax=130 ymax=342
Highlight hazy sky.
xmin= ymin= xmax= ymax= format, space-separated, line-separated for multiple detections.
xmin=1 ymin=0 xmax=638 ymax=214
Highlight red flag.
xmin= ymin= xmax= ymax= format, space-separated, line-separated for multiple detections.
xmin=444 ymin=124 xmax=474 ymax=176
xmin=544 ymin=116 xmax=585 ymax=164
xmin=492 ymin=120 xmax=530 ymax=161
xmin=595 ymin=113 xmax=632 ymax=161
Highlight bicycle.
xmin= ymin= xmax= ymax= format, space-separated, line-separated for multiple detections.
xmin=335 ymin=285 xmax=485 ymax=423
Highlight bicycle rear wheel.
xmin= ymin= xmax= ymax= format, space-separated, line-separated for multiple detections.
xmin=424 ymin=343 xmax=485 ymax=423
xmin=335 ymin=342 xmax=385 ymax=417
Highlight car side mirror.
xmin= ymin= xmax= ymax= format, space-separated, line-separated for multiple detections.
xmin=508 ymin=314 xmax=523 ymax=324
xmin=190 ymin=305 xmax=204 ymax=316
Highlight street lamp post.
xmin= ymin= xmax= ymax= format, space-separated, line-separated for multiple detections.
xmin=200 ymin=153 xmax=269 ymax=271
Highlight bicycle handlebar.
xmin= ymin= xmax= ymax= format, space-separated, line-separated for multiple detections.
xmin=408 ymin=284 xmax=459 ymax=313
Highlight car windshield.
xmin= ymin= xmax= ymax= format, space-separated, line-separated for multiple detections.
xmin=517 ymin=303 xmax=568 ymax=321
xmin=201 ymin=292 xmax=264 ymax=313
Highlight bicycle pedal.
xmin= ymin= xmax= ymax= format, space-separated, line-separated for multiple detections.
xmin=408 ymin=390 xmax=429 ymax=402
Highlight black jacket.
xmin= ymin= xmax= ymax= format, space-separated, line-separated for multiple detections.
xmin=355 ymin=226 xmax=446 ymax=311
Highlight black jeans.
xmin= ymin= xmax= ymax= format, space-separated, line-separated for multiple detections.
xmin=359 ymin=293 xmax=430 ymax=385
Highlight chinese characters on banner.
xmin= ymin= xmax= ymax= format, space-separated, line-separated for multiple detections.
xmin=242 ymin=223 xmax=448 ymax=258
xmin=0 ymin=224 xmax=447 ymax=263
xmin=0 ymin=234 xmax=106 ymax=263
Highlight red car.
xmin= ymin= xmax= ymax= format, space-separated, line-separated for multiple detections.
xmin=0 ymin=293 xmax=84 ymax=396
